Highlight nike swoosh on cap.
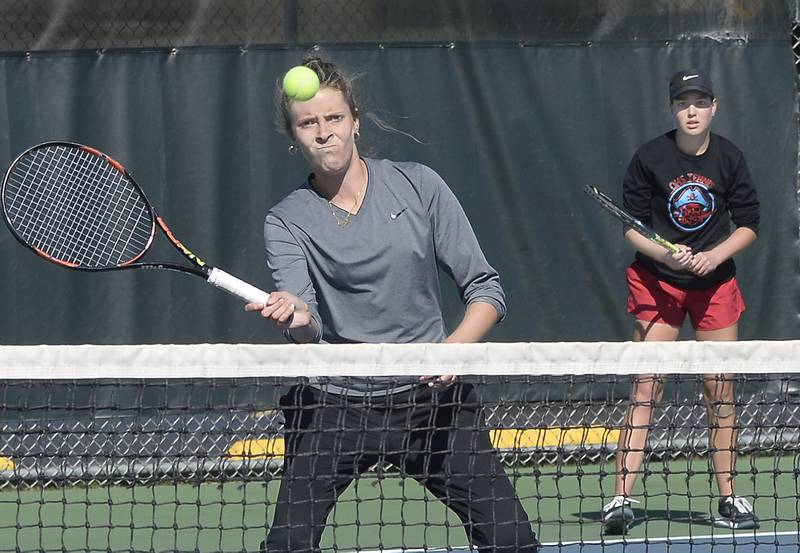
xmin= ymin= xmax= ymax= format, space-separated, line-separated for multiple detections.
xmin=682 ymin=74 xmax=699 ymax=81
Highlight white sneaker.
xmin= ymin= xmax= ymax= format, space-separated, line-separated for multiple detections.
xmin=602 ymin=495 xmax=638 ymax=534
xmin=715 ymin=496 xmax=759 ymax=530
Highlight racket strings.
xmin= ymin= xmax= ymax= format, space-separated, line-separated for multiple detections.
xmin=65 ymin=153 xmax=138 ymax=264
xmin=3 ymin=145 xmax=154 ymax=267
xmin=34 ymin=148 xmax=104 ymax=262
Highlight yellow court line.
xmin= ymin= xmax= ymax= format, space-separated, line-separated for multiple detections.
xmin=490 ymin=427 xmax=619 ymax=449
xmin=226 ymin=427 xmax=619 ymax=460
xmin=227 ymin=437 xmax=286 ymax=460
xmin=0 ymin=428 xmax=620 ymax=467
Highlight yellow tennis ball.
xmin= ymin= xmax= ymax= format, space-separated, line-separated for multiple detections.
xmin=282 ymin=66 xmax=320 ymax=102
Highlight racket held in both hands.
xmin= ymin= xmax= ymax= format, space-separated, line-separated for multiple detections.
xmin=1 ymin=141 xmax=269 ymax=305
xmin=583 ymin=185 xmax=680 ymax=254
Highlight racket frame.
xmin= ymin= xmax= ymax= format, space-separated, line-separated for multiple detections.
xmin=2 ymin=141 xmax=268 ymax=304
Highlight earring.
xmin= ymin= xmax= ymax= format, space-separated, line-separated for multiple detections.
xmin=288 ymin=143 xmax=297 ymax=154
xmin=354 ymin=130 xmax=360 ymax=141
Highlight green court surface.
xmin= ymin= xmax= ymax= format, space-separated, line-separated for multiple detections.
xmin=0 ymin=454 xmax=796 ymax=552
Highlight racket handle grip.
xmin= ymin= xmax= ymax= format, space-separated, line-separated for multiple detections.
xmin=207 ymin=268 xmax=270 ymax=305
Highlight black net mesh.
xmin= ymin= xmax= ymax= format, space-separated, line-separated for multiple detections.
xmin=1 ymin=372 xmax=798 ymax=551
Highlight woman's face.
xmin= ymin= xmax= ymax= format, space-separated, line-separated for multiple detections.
xmin=671 ymin=91 xmax=716 ymax=138
xmin=288 ymin=86 xmax=359 ymax=176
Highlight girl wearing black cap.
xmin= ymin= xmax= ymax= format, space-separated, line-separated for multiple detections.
xmin=602 ymin=68 xmax=760 ymax=534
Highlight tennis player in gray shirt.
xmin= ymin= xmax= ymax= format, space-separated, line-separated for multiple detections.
xmin=248 ymin=55 xmax=538 ymax=553
xmin=265 ymin=155 xmax=504 ymax=395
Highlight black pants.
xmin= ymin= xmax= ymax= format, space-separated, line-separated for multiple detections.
xmin=262 ymin=383 xmax=539 ymax=553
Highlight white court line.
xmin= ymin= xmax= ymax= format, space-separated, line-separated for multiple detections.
xmin=351 ymin=530 xmax=800 ymax=552
xmin=553 ymin=529 xmax=800 ymax=546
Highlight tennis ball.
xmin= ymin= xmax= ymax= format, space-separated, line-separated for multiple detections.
xmin=282 ymin=66 xmax=320 ymax=102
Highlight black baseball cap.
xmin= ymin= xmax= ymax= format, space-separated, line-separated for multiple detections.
xmin=668 ymin=69 xmax=714 ymax=100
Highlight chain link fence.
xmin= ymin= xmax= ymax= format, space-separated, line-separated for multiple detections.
xmin=794 ymin=16 xmax=800 ymax=68
xmin=2 ymin=374 xmax=798 ymax=484
xmin=0 ymin=0 xmax=791 ymax=51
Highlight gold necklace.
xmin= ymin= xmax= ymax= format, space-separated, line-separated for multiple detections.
xmin=329 ymin=183 xmax=366 ymax=228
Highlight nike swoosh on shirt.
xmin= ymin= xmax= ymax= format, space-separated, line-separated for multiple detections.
xmin=390 ymin=208 xmax=407 ymax=220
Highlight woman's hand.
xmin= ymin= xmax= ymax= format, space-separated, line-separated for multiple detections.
xmin=419 ymin=374 xmax=457 ymax=389
xmin=662 ymin=244 xmax=694 ymax=271
xmin=418 ymin=302 xmax=498 ymax=389
xmin=688 ymin=250 xmax=721 ymax=277
xmin=245 ymin=291 xmax=312 ymax=330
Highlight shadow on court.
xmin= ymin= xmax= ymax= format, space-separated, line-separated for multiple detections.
xmin=578 ymin=508 xmax=714 ymax=529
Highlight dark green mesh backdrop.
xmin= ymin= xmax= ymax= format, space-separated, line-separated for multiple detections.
xmin=0 ymin=0 xmax=796 ymax=344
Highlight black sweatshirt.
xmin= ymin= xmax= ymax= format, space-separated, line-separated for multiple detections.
xmin=623 ymin=130 xmax=759 ymax=289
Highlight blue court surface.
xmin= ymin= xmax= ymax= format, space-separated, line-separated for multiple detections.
xmin=382 ymin=531 xmax=800 ymax=552
xmin=545 ymin=530 xmax=800 ymax=551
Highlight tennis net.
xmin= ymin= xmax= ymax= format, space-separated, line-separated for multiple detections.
xmin=0 ymin=341 xmax=798 ymax=552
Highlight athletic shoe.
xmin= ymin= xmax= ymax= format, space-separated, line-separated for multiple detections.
xmin=715 ymin=496 xmax=759 ymax=530
xmin=602 ymin=495 xmax=638 ymax=534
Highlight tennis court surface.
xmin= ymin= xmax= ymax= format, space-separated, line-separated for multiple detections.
xmin=1 ymin=342 xmax=798 ymax=551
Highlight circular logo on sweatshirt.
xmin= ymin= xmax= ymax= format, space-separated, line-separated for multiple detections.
xmin=668 ymin=183 xmax=715 ymax=231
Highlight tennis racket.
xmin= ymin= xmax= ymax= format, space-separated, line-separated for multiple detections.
xmin=584 ymin=185 xmax=679 ymax=254
xmin=1 ymin=141 xmax=270 ymax=304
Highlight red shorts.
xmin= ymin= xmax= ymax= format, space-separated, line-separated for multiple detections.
xmin=626 ymin=261 xmax=745 ymax=331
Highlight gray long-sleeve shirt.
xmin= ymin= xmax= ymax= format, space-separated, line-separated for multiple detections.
xmin=264 ymin=158 xmax=506 ymax=394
